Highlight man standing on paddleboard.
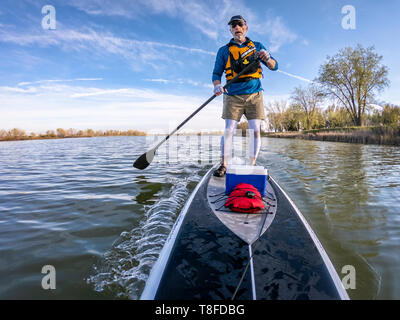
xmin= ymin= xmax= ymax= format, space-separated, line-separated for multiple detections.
xmin=212 ymin=15 xmax=278 ymax=177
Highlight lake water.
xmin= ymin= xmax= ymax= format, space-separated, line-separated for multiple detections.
xmin=0 ymin=136 xmax=399 ymax=299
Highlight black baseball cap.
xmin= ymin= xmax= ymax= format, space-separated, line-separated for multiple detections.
xmin=228 ymin=15 xmax=246 ymax=25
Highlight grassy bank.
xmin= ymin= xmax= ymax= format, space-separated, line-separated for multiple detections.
xmin=263 ymin=125 xmax=400 ymax=146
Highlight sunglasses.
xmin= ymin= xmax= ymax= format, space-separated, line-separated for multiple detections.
xmin=230 ymin=21 xmax=245 ymax=28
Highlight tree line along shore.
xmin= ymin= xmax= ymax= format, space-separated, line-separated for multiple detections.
xmin=0 ymin=128 xmax=146 ymax=141
xmin=0 ymin=128 xmax=226 ymax=142
xmin=259 ymin=101 xmax=400 ymax=146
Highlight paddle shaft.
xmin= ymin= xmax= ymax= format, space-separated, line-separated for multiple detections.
xmin=154 ymin=94 xmax=217 ymax=150
xmin=153 ymin=58 xmax=261 ymax=150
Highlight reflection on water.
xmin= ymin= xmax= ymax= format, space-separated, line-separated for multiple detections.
xmin=134 ymin=175 xmax=165 ymax=205
xmin=260 ymin=138 xmax=400 ymax=299
xmin=0 ymin=136 xmax=399 ymax=299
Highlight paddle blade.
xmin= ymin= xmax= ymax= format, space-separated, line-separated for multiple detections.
xmin=133 ymin=148 xmax=156 ymax=170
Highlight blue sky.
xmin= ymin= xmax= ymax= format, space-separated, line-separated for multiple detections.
xmin=1 ymin=0 xmax=399 ymax=133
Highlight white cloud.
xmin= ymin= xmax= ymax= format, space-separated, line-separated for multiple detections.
xmin=0 ymin=86 xmax=38 ymax=94
xmin=145 ymin=79 xmax=171 ymax=84
xmin=17 ymin=78 xmax=103 ymax=87
xmin=67 ymin=0 xmax=297 ymax=50
xmin=253 ymin=16 xmax=297 ymax=53
xmin=0 ymin=0 xmax=298 ymax=78
xmin=69 ymin=0 xmax=220 ymax=40
xmin=68 ymin=0 xmax=145 ymax=18
xmin=144 ymin=78 xmax=213 ymax=88
xmin=146 ymin=42 xmax=214 ymax=56
xmin=0 ymin=26 xmax=214 ymax=71
xmin=0 ymin=82 xmax=223 ymax=132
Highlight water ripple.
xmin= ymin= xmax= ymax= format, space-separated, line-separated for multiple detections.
xmin=87 ymin=180 xmax=192 ymax=299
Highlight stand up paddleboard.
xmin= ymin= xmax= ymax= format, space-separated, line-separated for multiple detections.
xmin=140 ymin=164 xmax=349 ymax=300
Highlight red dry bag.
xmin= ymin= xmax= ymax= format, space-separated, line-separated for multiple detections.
xmin=224 ymin=183 xmax=264 ymax=213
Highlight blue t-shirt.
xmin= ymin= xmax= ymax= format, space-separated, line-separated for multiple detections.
xmin=212 ymin=39 xmax=278 ymax=96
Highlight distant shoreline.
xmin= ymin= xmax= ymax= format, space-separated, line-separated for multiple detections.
xmin=6 ymin=126 xmax=399 ymax=146
xmin=0 ymin=128 xmax=147 ymax=142
xmin=262 ymin=125 xmax=400 ymax=146
xmin=0 ymin=135 xmax=146 ymax=142
xmin=0 ymin=130 xmax=225 ymax=142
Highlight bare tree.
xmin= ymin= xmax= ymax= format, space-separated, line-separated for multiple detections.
xmin=291 ymin=85 xmax=324 ymax=130
xmin=265 ymin=100 xmax=288 ymax=132
xmin=317 ymin=45 xmax=389 ymax=126
xmin=57 ymin=128 xmax=66 ymax=138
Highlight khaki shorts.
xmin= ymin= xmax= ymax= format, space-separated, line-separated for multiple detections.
xmin=222 ymin=91 xmax=266 ymax=121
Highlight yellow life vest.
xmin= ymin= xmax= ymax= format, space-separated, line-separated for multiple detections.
xmin=225 ymin=39 xmax=262 ymax=82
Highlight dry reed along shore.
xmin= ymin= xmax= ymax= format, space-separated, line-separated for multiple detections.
xmin=263 ymin=126 xmax=400 ymax=146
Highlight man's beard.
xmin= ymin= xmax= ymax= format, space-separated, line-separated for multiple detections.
xmin=233 ymin=32 xmax=246 ymax=42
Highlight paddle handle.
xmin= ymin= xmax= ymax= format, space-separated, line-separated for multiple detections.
xmin=155 ymin=58 xmax=261 ymax=150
